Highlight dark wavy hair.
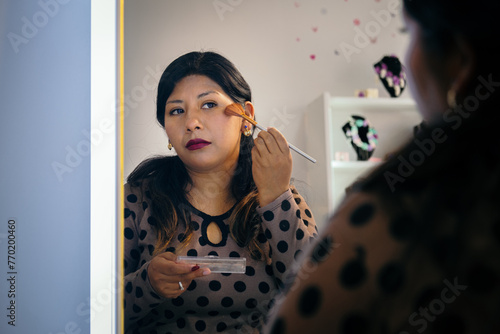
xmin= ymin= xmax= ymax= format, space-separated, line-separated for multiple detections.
xmin=128 ymin=51 xmax=265 ymax=260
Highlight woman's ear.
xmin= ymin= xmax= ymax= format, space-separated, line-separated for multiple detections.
xmin=448 ymin=34 xmax=477 ymax=99
xmin=243 ymin=101 xmax=255 ymax=120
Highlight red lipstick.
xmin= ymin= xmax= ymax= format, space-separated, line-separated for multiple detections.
xmin=186 ymin=138 xmax=211 ymax=151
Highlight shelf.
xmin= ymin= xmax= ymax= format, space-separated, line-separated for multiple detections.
xmin=305 ymin=92 xmax=421 ymax=226
xmin=331 ymin=160 xmax=381 ymax=169
xmin=330 ymin=97 xmax=417 ymax=109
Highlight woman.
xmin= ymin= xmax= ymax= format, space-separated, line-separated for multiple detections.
xmin=123 ymin=51 xmax=317 ymax=333
xmin=265 ymin=0 xmax=500 ymax=333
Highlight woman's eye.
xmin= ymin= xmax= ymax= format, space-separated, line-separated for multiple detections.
xmin=202 ymin=102 xmax=217 ymax=109
xmin=169 ymin=108 xmax=184 ymax=115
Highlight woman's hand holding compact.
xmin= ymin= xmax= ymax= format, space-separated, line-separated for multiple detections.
xmin=252 ymin=127 xmax=293 ymax=207
xmin=148 ymin=252 xmax=210 ymax=299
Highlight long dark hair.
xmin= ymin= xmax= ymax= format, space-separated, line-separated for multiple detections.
xmin=128 ymin=51 xmax=264 ymax=259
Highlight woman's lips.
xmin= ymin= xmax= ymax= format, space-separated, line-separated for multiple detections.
xmin=186 ymin=138 xmax=211 ymax=151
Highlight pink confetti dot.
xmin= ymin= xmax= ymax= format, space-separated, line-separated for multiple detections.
xmin=310 ymin=54 xmax=316 ymax=60
xmin=354 ymin=19 xmax=360 ymax=26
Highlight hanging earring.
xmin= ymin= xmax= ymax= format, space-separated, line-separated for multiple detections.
xmin=168 ymin=141 xmax=173 ymax=150
xmin=244 ymin=125 xmax=252 ymax=137
xmin=447 ymin=88 xmax=457 ymax=109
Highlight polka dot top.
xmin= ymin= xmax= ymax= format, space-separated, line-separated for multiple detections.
xmin=265 ymin=191 xmax=500 ymax=333
xmin=264 ymin=109 xmax=500 ymax=333
xmin=124 ymin=183 xmax=317 ymax=333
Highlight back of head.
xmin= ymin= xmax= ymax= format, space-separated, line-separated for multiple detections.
xmin=403 ymin=0 xmax=500 ymax=78
xmin=156 ymin=51 xmax=252 ymax=127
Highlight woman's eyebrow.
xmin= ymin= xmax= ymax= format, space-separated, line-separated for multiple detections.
xmin=197 ymin=90 xmax=217 ymax=99
xmin=166 ymin=99 xmax=182 ymax=105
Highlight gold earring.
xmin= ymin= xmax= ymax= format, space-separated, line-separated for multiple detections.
xmin=244 ymin=125 xmax=252 ymax=137
xmin=447 ymin=88 xmax=457 ymax=109
xmin=168 ymin=141 xmax=173 ymax=150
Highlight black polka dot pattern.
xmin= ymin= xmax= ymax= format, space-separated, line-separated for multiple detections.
xmin=230 ymin=311 xmax=241 ymax=319
xmin=310 ymin=235 xmax=334 ymax=264
xmin=263 ymin=210 xmax=274 ymax=221
xmin=191 ymin=221 xmax=200 ymax=231
xmin=216 ymin=322 xmax=227 ymax=332
xmin=124 ymin=228 xmax=134 ymax=240
xmin=298 ymin=285 xmax=322 ymax=317
xmin=187 ymin=280 xmax=196 ymax=291
xmin=259 ymin=282 xmax=270 ymax=293
xmin=277 ymin=241 xmax=289 ymax=253
xmin=234 ymin=281 xmax=246 ymax=292
xmin=176 ymin=318 xmax=186 ymax=329
xmin=246 ymin=266 xmax=255 ymax=276
xmin=123 ymin=184 xmax=318 ymax=333
xmin=245 ymin=298 xmax=258 ymax=309
xmin=257 ymin=233 xmax=267 ymax=243
xmin=164 ymin=310 xmax=175 ymax=319
xmin=195 ymin=320 xmax=206 ymax=332
xmin=209 ymin=280 xmax=221 ymax=291
xmin=276 ymin=261 xmax=286 ymax=273
xmin=279 ymin=220 xmax=290 ymax=231
xmin=339 ymin=248 xmax=367 ymax=289
xmin=127 ymin=194 xmax=138 ymax=203
xmin=172 ymin=297 xmax=184 ymax=307
xmin=221 ymin=297 xmax=233 ymax=307
xmin=197 ymin=296 xmax=209 ymax=307
xmin=377 ymin=262 xmax=406 ymax=294
xmin=281 ymin=200 xmax=291 ymax=211
xmin=349 ymin=203 xmax=375 ymax=226
xmin=130 ymin=249 xmax=140 ymax=261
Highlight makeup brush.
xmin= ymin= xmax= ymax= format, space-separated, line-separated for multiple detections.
xmin=225 ymin=103 xmax=317 ymax=163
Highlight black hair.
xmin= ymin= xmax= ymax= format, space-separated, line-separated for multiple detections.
xmin=403 ymin=0 xmax=500 ymax=76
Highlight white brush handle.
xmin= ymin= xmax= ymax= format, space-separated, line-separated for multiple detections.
xmin=254 ymin=124 xmax=316 ymax=163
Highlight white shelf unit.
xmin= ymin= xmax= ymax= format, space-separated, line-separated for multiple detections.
xmin=305 ymin=93 xmax=421 ymax=226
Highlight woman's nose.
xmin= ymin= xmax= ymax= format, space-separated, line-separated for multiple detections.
xmin=185 ymin=109 xmax=203 ymax=132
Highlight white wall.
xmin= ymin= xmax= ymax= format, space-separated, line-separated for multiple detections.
xmin=124 ymin=0 xmax=410 ymax=209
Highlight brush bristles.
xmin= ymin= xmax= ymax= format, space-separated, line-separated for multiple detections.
xmin=225 ymin=103 xmax=257 ymax=126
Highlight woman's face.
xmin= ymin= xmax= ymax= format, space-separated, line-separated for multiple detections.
xmin=163 ymin=75 xmax=247 ymax=174
xmin=403 ymin=9 xmax=448 ymax=121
